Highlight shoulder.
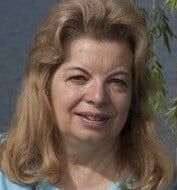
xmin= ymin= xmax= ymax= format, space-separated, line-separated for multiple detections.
xmin=0 ymin=133 xmax=59 ymax=190
xmin=0 ymin=170 xmax=33 ymax=190
xmin=0 ymin=133 xmax=33 ymax=189
xmin=166 ymin=176 xmax=177 ymax=190
xmin=0 ymin=132 xmax=7 ymax=143
xmin=0 ymin=171 xmax=59 ymax=190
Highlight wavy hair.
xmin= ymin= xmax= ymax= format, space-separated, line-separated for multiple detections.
xmin=0 ymin=0 xmax=175 ymax=189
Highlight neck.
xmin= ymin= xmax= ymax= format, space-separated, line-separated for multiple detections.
xmin=54 ymin=137 xmax=122 ymax=189
xmin=62 ymin=137 xmax=120 ymax=180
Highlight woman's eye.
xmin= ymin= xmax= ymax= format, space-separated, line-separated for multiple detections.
xmin=68 ymin=75 xmax=87 ymax=85
xmin=109 ymin=78 xmax=127 ymax=87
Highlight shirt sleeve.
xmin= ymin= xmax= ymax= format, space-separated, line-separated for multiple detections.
xmin=0 ymin=170 xmax=33 ymax=190
xmin=166 ymin=176 xmax=177 ymax=190
xmin=0 ymin=133 xmax=7 ymax=144
xmin=0 ymin=133 xmax=33 ymax=190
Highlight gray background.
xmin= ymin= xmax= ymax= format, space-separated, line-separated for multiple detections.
xmin=0 ymin=1 xmax=176 ymax=161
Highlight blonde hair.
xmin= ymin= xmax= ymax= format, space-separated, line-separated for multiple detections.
xmin=0 ymin=0 xmax=175 ymax=189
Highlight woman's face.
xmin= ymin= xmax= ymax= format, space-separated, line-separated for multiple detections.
xmin=51 ymin=37 xmax=133 ymax=145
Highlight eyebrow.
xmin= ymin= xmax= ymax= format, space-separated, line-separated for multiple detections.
xmin=64 ymin=66 xmax=130 ymax=77
xmin=109 ymin=71 xmax=130 ymax=78
xmin=64 ymin=67 xmax=89 ymax=75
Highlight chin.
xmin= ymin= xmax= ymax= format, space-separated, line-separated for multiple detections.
xmin=70 ymin=129 xmax=114 ymax=145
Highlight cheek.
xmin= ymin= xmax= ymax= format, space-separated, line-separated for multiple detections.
xmin=51 ymin=87 xmax=77 ymax=130
xmin=51 ymin=82 xmax=82 ymax=113
xmin=112 ymin=92 xmax=132 ymax=114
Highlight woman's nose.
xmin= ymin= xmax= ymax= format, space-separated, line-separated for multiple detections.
xmin=84 ymin=81 xmax=110 ymax=106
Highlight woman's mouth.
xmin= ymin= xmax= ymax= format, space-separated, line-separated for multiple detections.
xmin=76 ymin=112 xmax=111 ymax=128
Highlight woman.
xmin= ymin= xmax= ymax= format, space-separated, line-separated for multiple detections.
xmin=0 ymin=0 xmax=176 ymax=189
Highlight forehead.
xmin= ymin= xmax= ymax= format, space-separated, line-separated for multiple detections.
xmin=63 ymin=37 xmax=133 ymax=74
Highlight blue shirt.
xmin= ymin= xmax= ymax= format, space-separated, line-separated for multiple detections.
xmin=0 ymin=133 xmax=124 ymax=189
xmin=0 ymin=170 xmax=124 ymax=190
xmin=1 ymin=171 xmax=177 ymax=190
xmin=0 ymin=133 xmax=177 ymax=190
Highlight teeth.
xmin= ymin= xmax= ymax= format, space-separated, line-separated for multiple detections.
xmin=85 ymin=115 xmax=104 ymax=121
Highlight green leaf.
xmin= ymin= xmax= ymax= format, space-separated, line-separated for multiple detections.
xmin=150 ymin=58 xmax=166 ymax=111
xmin=165 ymin=0 xmax=177 ymax=12
xmin=166 ymin=97 xmax=177 ymax=132
xmin=163 ymin=27 xmax=171 ymax=53
xmin=163 ymin=19 xmax=174 ymax=38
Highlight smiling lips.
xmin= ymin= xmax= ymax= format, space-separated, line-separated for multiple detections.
xmin=76 ymin=111 xmax=111 ymax=128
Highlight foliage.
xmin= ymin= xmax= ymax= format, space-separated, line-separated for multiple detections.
xmin=165 ymin=0 xmax=177 ymax=12
xmin=151 ymin=59 xmax=166 ymax=110
xmin=139 ymin=0 xmax=177 ymax=131
xmin=166 ymin=98 xmax=177 ymax=131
